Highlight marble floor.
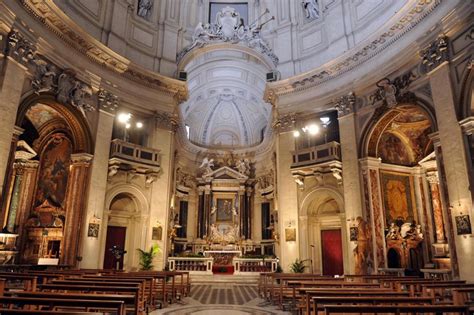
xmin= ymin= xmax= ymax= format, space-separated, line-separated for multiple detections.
xmin=151 ymin=283 xmax=291 ymax=315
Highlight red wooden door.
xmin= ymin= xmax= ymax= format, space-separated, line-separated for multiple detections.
xmin=321 ymin=229 xmax=344 ymax=276
xmin=103 ymin=226 xmax=126 ymax=270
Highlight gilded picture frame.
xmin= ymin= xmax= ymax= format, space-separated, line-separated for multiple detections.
xmin=380 ymin=171 xmax=416 ymax=224
xmin=455 ymin=215 xmax=472 ymax=235
xmin=87 ymin=223 xmax=99 ymax=238
xmin=285 ymin=228 xmax=296 ymax=242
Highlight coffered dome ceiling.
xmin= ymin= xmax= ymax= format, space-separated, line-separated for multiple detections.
xmin=180 ymin=49 xmax=272 ymax=149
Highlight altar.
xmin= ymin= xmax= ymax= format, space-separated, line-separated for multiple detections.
xmin=204 ymin=250 xmax=241 ymax=265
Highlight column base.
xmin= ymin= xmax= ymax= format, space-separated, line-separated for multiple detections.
xmin=432 ymin=243 xmax=449 ymax=257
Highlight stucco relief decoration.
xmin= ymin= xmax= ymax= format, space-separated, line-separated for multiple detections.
xmin=176 ymin=167 xmax=195 ymax=189
xmin=6 ymin=30 xmax=37 ymax=65
xmin=199 ymin=157 xmax=215 ymax=177
xmin=272 ymin=113 xmax=297 ymax=131
xmin=235 ymin=159 xmax=251 ymax=176
xmin=421 ymin=36 xmax=449 ymax=73
xmin=302 ymin=0 xmax=320 ymax=20
xmin=177 ymin=7 xmax=278 ymax=65
xmin=370 ymin=72 xmax=417 ymax=116
xmin=137 ymin=0 xmax=153 ymax=20
xmin=155 ymin=111 xmax=179 ymax=132
xmin=334 ymin=92 xmax=356 ymax=117
xmin=30 ymin=59 xmax=95 ymax=114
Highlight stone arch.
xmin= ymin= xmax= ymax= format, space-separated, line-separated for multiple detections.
xmin=361 ymin=104 xmax=436 ymax=166
xmin=300 ymin=186 xmax=344 ymax=217
xmin=16 ymin=93 xmax=93 ymax=154
xmin=459 ymin=63 xmax=473 ymax=119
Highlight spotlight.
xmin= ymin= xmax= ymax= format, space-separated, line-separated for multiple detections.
xmin=307 ymin=124 xmax=319 ymax=135
xmin=136 ymin=122 xmax=143 ymax=129
xmin=118 ymin=112 xmax=131 ymax=123
xmin=293 ymin=130 xmax=300 ymax=138
xmin=320 ymin=117 xmax=330 ymax=125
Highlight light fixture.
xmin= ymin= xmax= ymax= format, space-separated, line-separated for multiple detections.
xmin=320 ymin=116 xmax=330 ymax=125
xmin=306 ymin=124 xmax=319 ymax=135
xmin=118 ymin=112 xmax=131 ymax=123
xmin=125 ymin=123 xmax=131 ymax=129
xmin=293 ymin=130 xmax=300 ymax=138
xmin=136 ymin=122 xmax=143 ymax=129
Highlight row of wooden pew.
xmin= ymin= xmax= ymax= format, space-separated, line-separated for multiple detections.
xmin=0 ymin=268 xmax=191 ymax=314
xmin=258 ymin=272 xmax=474 ymax=314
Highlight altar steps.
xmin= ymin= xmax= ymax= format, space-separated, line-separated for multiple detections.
xmin=190 ymin=273 xmax=260 ymax=285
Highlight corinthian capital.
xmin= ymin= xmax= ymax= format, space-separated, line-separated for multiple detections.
xmin=421 ymin=36 xmax=449 ymax=73
xmin=334 ymin=92 xmax=356 ymax=117
xmin=6 ymin=29 xmax=37 ymax=65
xmin=426 ymin=171 xmax=439 ymax=185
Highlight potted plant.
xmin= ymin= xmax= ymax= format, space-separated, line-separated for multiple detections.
xmin=137 ymin=244 xmax=160 ymax=270
xmin=290 ymin=258 xmax=306 ymax=273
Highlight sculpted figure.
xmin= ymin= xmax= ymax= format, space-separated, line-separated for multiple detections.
xmin=386 ymin=222 xmax=400 ymax=240
xmin=353 ymin=216 xmax=371 ymax=275
xmin=199 ymin=157 xmax=214 ymax=175
xmin=302 ymin=0 xmax=320 ymax=20
xmin=137 ymin=0 xmax=153 ymax=19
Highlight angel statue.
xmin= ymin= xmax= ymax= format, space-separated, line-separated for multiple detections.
xmin=302 ymin=0 xmax=320 ymax=20
xmin=199 ymin=156 xmax=214 ymax=175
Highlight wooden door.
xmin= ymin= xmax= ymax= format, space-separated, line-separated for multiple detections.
xmin=103 ymin=226 xmax=126 ymax=270
xmin=321 ymin=229 xmax=344 ymax=276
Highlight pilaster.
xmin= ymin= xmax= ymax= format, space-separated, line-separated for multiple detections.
xmin=424 ymin=38 xmax=474 ymax=280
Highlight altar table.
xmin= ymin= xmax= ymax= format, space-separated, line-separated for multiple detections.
xmin=204 ymin=250 xmax=241 ymax=265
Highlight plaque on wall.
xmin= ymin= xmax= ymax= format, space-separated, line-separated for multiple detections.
xmin=455 ymin=215 xmax=472 ymax=235
xmin=350 ymin=227 xmax=359 ymax=241
xmin=87 ymin=223 xmax=99 ymax=238
xmin=285 ymin=228 xmax=296 ymax=242
xmin=152 ymin=226 xmax=163 ymax=240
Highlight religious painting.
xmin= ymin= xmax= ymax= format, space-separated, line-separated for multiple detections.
xmin=216 ymin=198 xmax=234 ymax=222
xmin=380 ymin=171 xmax=415 ymax=224
xmin=378 ymin=133 xmax=413 ymax=166
xmin=152 ymin=226 xmax=163 ymax=240
xmin=455 ymin=215 xmax=472 ymax=235
xmin=35 ymin=135 xmax=72 ymax=208
xmin=87 ymin=223 xmax=100 ymax=238
xmin=285 ymin=228 xmax=296 ymax=242
xmin=350 ymin=226 xmax=358 ymax=241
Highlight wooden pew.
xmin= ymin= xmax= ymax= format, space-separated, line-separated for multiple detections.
xmin=6 ymin=291 xmax=135 ymax=314
xmin=453 ymin=287 xmax=474 ymax=305
xmin=0 ymin=296 xmax=125 ymax=315
xmin=0 ymin=311 xmax=104 ymax=314
xmin=37 ymin=284 xmax=143 ymax=315
xmin=323 ymin=304 xmax=470 ymax=314
xmin=0 ymin=274 xmax=38 ymax=292
xmin=311 ymin=296 xmax=434 ymax=315
xmin=298 ymin=288 xmax=410 ymax=315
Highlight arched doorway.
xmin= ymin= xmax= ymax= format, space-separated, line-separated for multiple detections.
xmin=7 ymin=95 xmax=92 ymax=266
xmin=103 ymin=188 xmax=149 ymax=270
xmin=300 ymin=188 xmax=347 ymax=275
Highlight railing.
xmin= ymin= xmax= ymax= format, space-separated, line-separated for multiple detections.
xmin=110 ymin=139 xmax=160 ymax=167
xmin=291 ymin=141 xmax=341 ymax=168
xmin=233 ymin=258 xmax=278 ymax=274
xmin=168 ymin=257 xmax=213 ymax=274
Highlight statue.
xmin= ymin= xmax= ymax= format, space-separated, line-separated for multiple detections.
xmin=199 ymin=157 xmax=214 ymax=176
xmin=386 ymin=222 xmax=400 ymax=240
xmin=353 ymin=216 xmax=371 ymax=275
xmin=137 ymin=0 xmax=153 ymax=19
xmin=302 ymin=0 xmax=320 ymax=20
xmin=235 ymin=158 xmax=250 ymax=176
xmin=378 ymin=79 xmax=397 ymax=108
xmin=31 ymin=59 xmax=57 ymax=94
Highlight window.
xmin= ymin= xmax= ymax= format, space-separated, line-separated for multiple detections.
xmin=209 ymin=2 xmax=248 ymax=24
xmin=185 ymin=124 xmax=190 ymax=139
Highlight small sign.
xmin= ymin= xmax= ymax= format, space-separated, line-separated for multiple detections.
xmin=285 ymin=228 xmax=296 ymax=242
xmin=152 ymin=226 xmax=163 ymax=241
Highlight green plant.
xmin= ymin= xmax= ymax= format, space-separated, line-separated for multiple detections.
xmin=290 ymin=259 xmax=306 ymax=273
xmin=137 ymin=244 xmax=160 ymax=270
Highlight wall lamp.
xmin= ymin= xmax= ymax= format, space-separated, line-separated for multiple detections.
xmin=117 ymin=112 xmax=144 ymax=141
xmin=293 ymin=123 xmax=319 ymax=138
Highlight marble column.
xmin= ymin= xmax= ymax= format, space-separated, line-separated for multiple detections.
xmin=62 ymin=153 xmax=93 ymax=266
xmin=426 ymin=172 xmax=446 ymax=244
xmin=197 ymin=189 xmax=205 ymax=238
xmin=80 ymin=108 xmax=115 ymax=269
xmin=239 ymin=190 xmax=245 ymax=238
xmin=336 ymin=93 xmax=365 ymax=274
xmin=276 ymin=128 xmax=299 ymax=272
xmin=5 ymin=161 xmax=26 ymax=233
xmin=203 ymin=189 xmax=211 ymax=238
xmin=425 ymin=39 xmax=474 ymax=280
xmin=0 ymin=58 xmax=28 ymax=200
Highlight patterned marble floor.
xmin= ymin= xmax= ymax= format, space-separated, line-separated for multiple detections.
xmin=152 ymin=283 xmax=291 ymax=315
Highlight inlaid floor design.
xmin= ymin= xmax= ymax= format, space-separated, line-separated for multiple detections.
xmin=152 ymin=283 xmax=291 ymax=315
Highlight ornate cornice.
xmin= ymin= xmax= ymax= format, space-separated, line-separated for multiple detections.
xmin=19 ymin=0 xmax=187 ymax=100
xmin=272 ymin=112 xmax=297 ymax=132
xmin=266 ymin=0 xmax=441 ymax=98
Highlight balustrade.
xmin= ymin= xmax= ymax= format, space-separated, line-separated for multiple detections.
xmin=291 ymin=141 xmax=341 ymax=167
xmin=168 ymin=257 xmax=213 ymax=274
xmin=233 ymin=258 xmax=278 ymax=274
